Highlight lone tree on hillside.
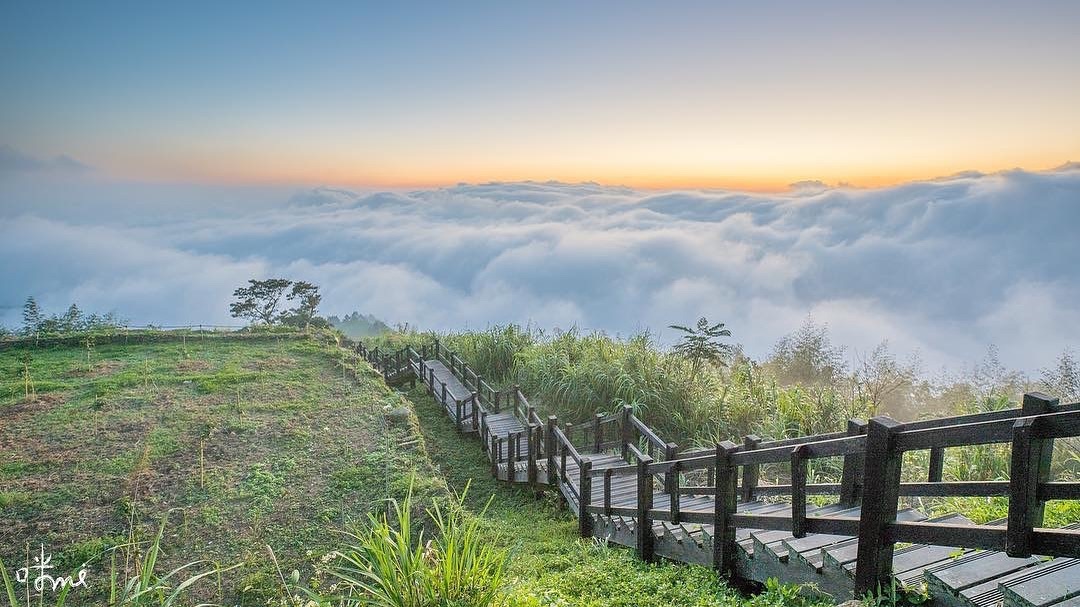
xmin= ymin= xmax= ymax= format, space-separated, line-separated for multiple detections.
xmin=229 ymin=278 xmax=325 ymax=327
xmin=280 ymin=281 xmax=325 ymax=328
xmin=22 ymin=297 xmax=42 ymax=336
xmin=669 ymin=317 xmax=735 ymax=376
xmin=229 ymin=278 xmax=293 ymax=325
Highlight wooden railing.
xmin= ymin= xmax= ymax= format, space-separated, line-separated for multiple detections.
xmin=354 ymin=339 xmax=1080 ymax=597
xmin=591 ymin=392 xmax=1080 ymax=594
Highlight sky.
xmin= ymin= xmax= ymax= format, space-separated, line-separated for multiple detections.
xmin=1 ymin=2 xmax=1079 ymax=375
xmin=2 ymin=1 xmax=1079 ymax=189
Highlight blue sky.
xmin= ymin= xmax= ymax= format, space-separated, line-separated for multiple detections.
xmin=3 ymin=1 xmax=1078 ymax=188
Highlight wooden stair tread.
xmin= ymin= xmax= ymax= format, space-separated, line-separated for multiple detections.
xmin=1000 ymin=559 xmax=1080 ymax=607
xmin=964 ymin=559 xmax=1079 ymax=607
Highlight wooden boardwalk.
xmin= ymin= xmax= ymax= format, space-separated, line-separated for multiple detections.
xmin=357 ymin=340 xmax=1080 ymax=606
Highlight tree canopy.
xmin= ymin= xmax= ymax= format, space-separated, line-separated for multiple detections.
xmin=229 ymin=278 xmax=326 ymax=328
xmin=669 ymin=317 xmax=734 ymax=376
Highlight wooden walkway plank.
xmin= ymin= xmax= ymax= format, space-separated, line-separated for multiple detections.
xmin=926 ymin=550 xmax=1042 ymax=598
xmin=964 ymin=559 xmax=1078 ymax=607
xmin=424 ymin=360 xmax=472 ymax=402
xmin=1001 ymin=559 xmax=1080 ymax=607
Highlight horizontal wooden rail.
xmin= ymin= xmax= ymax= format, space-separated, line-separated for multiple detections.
xmin=630 ymin=414 xmax=667 ymax=452
xmin=553 ymin=425 xmax=584 ymax=466
xmin=730 ymin=434 xmax=865 ymax=465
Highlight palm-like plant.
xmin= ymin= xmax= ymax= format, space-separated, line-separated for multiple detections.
xmin=668 ymin=318 xmax=734 ymax=377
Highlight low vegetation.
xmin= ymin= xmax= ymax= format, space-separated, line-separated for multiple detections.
xmin=0 ymin=331 xmax=443 ymax=604
xmin=2 ymin=330 xmax=826 ymax=607
xmin=3 ymin=300 xmax=1076 ymax=605
xmin=368 ymin=320 xmax=1080 ymax=519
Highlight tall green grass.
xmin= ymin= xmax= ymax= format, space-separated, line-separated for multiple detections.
xmin=369 ymin=323 xmax=1079 ymax=489
xmin=372 ymin=325 xmax=869 ymax=447
xmin=308 ymin=487 xmax=506 ymax=607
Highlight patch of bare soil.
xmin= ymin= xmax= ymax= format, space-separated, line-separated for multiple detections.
xmin=243 ymin=356 xmax=296 ymax=371
xmin=66 ymin=359 xmax=125 ymax=378
xmin=4 ymin=392 xmax=66 ymax=418
xmin=176 ymin=358 xmax=212 ymax=372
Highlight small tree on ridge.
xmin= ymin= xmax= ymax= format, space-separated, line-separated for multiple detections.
xmin=669 ymin=317 xmax=735 ymax=377
xmin=229 ymin=278 xmax=293 ymax=325
xmin=280 ymin=281 xmax=324 ymax=328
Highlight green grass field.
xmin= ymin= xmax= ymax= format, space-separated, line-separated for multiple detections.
xmin=2 ymin=334 xmax=813 ymax=607
xmin=0 ymin=334 xmax=445 ymax=604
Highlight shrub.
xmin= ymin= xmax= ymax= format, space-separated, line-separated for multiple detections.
xmin=310 ymin=487 xmax=506 ymax=607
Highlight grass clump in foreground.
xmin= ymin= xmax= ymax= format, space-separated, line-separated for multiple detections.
xmin=299 ymin=489 xmax=506 ymax=607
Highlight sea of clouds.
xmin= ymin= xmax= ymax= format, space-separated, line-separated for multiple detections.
xmin=2 ymin=154 xmax=1078 ymax=373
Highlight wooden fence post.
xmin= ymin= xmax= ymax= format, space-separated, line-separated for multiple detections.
xmin=579 ymin=458 xmax=593 ymax=537
xmin=560 ymin=428 xmax=569 ymax=485
xmin=669 ymin=460 xmax=681 ymax=524
xmin=490 ymin=435 xmax=499 ymax=477
xmin=546 ymin=416 xmax=558 ymax=485
xmin=664 ymin=442 xmax=679 ymax=494
xmin=528 ymin=424 xmax=539 ymax=486
xmin=740 ymin=434 xmax=761 ymax=502
xmin=480 ymin=411 xmax=488 ymax=449
xmin=1007 ymin=392 xmax=1058 ymax=556
xmin=713 ymin=441 xmax=739 ymax=573
xmin=791 ymin=444 xmax=809 ymax=538
xmin=839 ymin=419 xmax=868 ymax=507
xmin=471 ymin=392 xmax=479 ymax=431
xmin=636 ymin=454 xmax=655 ymax=562
xmin=620 ymin=405 xmax=633 ymax=460
xmin=593 ymin=413 xmax=603 ymax=453
xmin=1021 ymin=392 xmax=1057 ymax=500
xmin=928 ymin=447 xmax=945 ymax=482
xmin=854 ymin=416 xmax=904 ymax=596
xmin=508 ymin=433 xmax=517 ymax=481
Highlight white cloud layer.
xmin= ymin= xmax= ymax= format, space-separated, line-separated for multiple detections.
xmin=2 ymin=167 xmax=1079 ymax=373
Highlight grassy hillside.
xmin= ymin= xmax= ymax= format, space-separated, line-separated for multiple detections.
xmin=0 ymin=333 xmax=443 ymax=604
xmin=1 ymin=332 xmax=810 ymax=607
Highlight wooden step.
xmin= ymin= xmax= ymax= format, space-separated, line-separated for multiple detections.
xmin=926 ymin=550 xmax=1042 ymax=599
xmin=783 ymin=506 xmax=863 ymax=572
xmin=820 ymin=508 xmax=929 ymax=576
xmin=964 ymin=559 xmax=1079 ymax=607
xmin=1000 ymin=559 xmax=1080 ymax=607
